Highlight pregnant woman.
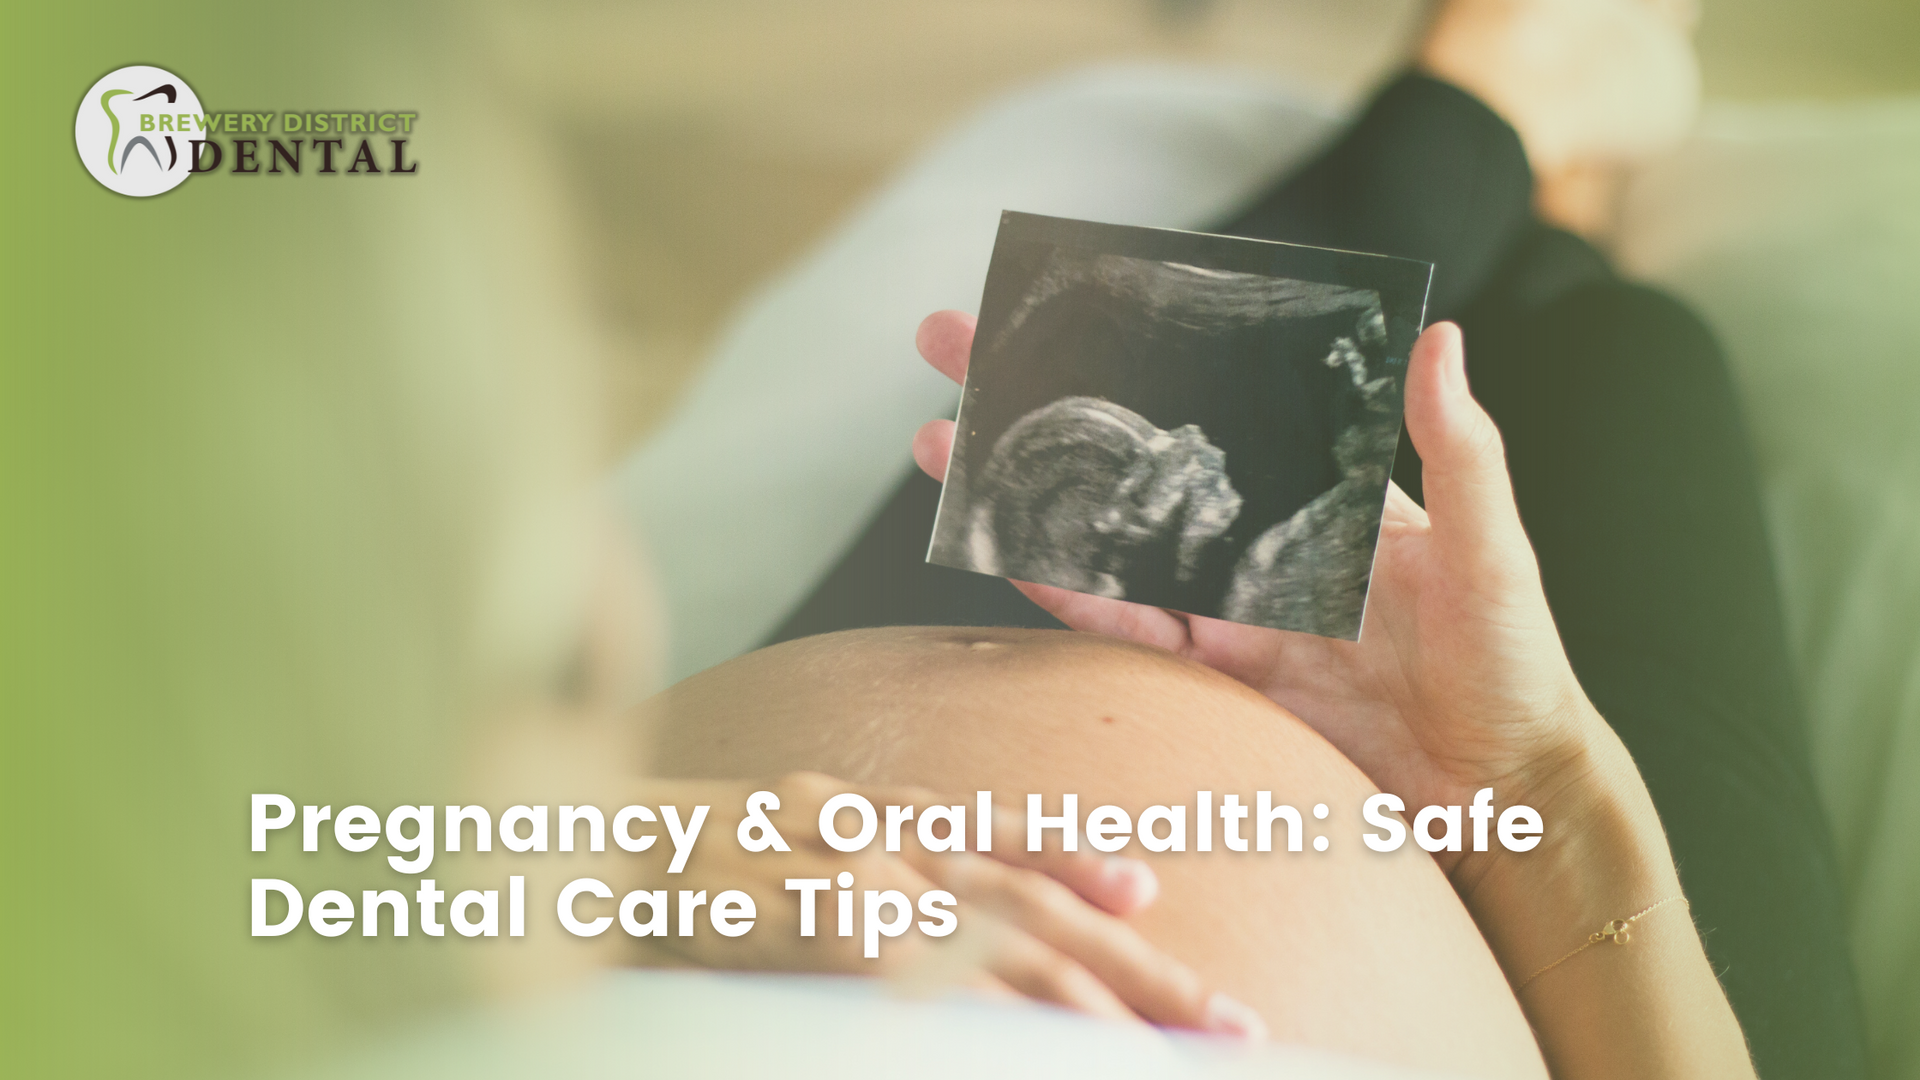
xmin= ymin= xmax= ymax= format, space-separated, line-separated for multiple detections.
xmin=601 ymin=2 xmax=1863 ymax=1078
xmin=642 ymin=322 xmax=1743 ymax=1080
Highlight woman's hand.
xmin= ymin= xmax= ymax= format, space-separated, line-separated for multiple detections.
xmin=911 ymin=312 xmax=1763 ymax=1080
xmin=911 ymin=311 xmax=1605 ymax=882
xmin=616 ymin=771 xmax=1266 ymax=1039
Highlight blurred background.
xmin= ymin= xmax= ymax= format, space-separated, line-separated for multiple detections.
xmin=503 ymin=0 xmax=1920 ymax=445
xmin=3 ymin=2 xmax=1917 ymax=1078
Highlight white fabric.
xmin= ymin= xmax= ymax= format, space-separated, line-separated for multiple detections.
xmin=304 ymin=970 xmax=1456 ymax=1080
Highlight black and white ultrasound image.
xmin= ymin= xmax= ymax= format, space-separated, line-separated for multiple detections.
xmin=927 ymin=212 xmax=1432 ymax=639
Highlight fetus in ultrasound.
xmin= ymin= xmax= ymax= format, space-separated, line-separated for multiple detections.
xmin=1222 ymin=319 xmax=1402 ymax=638
xmin=962 ymin=396 xmax=1242 ymax=600
xmin=927 ymin=214 xmax=1428 ymax=637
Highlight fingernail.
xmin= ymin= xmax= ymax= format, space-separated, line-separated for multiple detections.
xmin=1204 ymin=992 xmax=1268 ymax=1042
xmin=1100 ymin=857 xmax=1159 ymax=912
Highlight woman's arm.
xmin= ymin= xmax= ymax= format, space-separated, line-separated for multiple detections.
xmin=1461 ymin=710 xmax=1751 ymax=1079
xmin=910 ymin=312 xmax=1755 ymax=1078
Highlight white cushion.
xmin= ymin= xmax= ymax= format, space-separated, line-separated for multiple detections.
xmin=305 ymin=970 xmax=1451 ymax=1080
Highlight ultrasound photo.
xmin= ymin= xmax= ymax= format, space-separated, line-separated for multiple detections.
xmin=926 ymin=212 xmax=1433 ymax=640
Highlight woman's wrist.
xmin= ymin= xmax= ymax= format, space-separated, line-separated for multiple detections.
xmin=1452 ymin=702 xmax=1685 ymax=984
xmin=1451 ymin=703 xmax=1756 ymax=1078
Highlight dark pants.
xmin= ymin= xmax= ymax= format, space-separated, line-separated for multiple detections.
xmin=769 ymin=74 xmax=1866 ymax=1079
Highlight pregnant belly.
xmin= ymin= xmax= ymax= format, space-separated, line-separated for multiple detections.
xmin=650 ymin=627 xmax=1544 ymax=1079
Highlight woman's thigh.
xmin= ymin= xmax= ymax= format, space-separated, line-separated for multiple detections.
xmin=650 ymin=627 xmax=1546 ymax=1080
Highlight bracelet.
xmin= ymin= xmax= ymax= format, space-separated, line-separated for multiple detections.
xmin=1517 ymin=895 xmax=1689 ymax=990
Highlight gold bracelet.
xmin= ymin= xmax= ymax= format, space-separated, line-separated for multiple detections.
xmin=1517 ymin=895 xmax=1689 ymax=990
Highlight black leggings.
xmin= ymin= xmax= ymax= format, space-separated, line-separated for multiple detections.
xmin=769 ymin=74 xmax=1866 ymax=1079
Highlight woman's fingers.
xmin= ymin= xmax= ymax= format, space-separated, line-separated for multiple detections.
xmin=979 ymin=922 xmax=1141 ymax=1024
xmin=936 ymin=854 xmax=1266 ymax=1038
xmin=913 ymin=419 xmax=955 ymax=482
xmin=916 ymin=310 xmax=977 ymax=384
xmin=975 ymin=805 xmax=1159 ymax=916
xmin=1005 ymin=585 xmax=1293 ymax=702
xmin=1011 ymin=581 xmax=1196 ymax=655
xmin=711 ymin=775 xmax=1258 ymax=1033
xmin=1018 ymin=852 xmax=1158 ymax=917
xmin=1400 ymin=322 xmax=1537 ymax=584
xmin=907 ymin=307 xmax=973 ymax=480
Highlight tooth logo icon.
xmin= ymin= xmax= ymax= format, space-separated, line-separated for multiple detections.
xmin=75 ymin=65 xmax=205 ymax=197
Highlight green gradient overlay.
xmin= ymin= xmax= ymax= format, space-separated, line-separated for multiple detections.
xmin=4 ymin=4 xmax=492 ymax=1076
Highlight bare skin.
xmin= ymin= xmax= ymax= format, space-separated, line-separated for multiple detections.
xmin=603 ymin=316 xmax=1754 ymax=1080
xmin=903 ymin=316 xmax=1754 ymax=1080
xmin=1416 ymin=0 xmax=1702 ymax=238
xmin=650 ymin=626 xmax=1551 ymax=1080
xmin=576 ymin=6 xmax=1745 ymax=1075
xmin=617 ymin=317 xmax=1753 ymax=1080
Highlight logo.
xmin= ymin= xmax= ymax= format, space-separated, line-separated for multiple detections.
xmin=75 ymin=65 xmax=205 ymax=197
